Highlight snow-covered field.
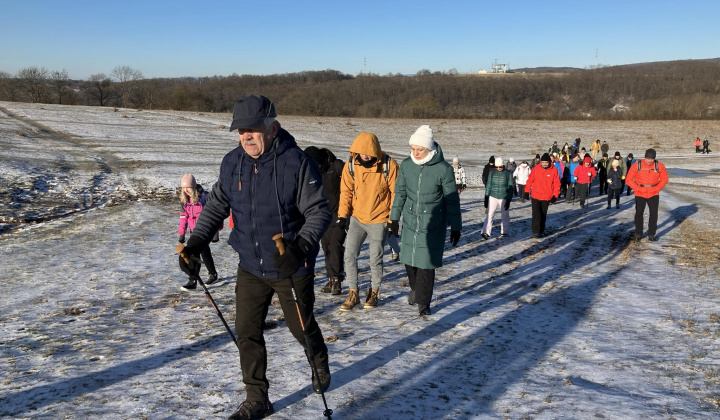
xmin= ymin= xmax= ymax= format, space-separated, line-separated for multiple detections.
xmin=1 ymin=101 xmax=719 ymax=419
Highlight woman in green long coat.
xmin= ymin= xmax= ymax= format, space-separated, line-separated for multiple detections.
xmin=389 ymin=125 xmax=462 ymax=316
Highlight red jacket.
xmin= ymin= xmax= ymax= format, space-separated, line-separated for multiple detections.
xmin=625 ymin=160 xmax=669 ymax=198
xmin=525 ymin=164 xmax=561 ymax=200
xmin=573 ymin=164 xmax=597 ymax=184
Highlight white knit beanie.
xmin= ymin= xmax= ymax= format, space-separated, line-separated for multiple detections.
xmin=495 ymin=157 xmax=504 ymax=167
xmin=409 ymin=125 xmax=436 ymax=150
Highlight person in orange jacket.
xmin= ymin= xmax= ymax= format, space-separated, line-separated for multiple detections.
xmin=337 ymin=132 xmax=399 ymax=310
xmin=525 ymin=153 xmax=561 ymax=238
xmin=695 ymin=137 xmax=702 ymax=153
xmin=624 ymin=148 xmax=669 ymax=242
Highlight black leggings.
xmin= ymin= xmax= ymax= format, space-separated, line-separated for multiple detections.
xmin=179 ymin=245 xmax=216 ymax=280
xmin=607 ymin=189 xmax=621 ymax=206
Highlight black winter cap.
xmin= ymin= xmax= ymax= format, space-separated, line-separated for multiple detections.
xmin=645 ymin=148 xmax=656 ymax=159
xmin=535 ymin=154 xmax=541 ymax=159
xmin=602 ymin=152 xmax=608 ymax=157
xmin=541 ymin=153 xmax=551 ymax=162
xmin=229 ymin=95 xmax=276 ymax=132
xmin=304 ymin=146 xmax=330 ymax=173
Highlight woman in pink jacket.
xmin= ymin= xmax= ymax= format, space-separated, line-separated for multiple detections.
xmin=178 ymin=174 xmax=219 ymax=290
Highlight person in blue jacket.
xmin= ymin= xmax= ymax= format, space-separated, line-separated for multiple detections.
xmin=565 ymin=154 xmax=580 ymax=203
xmin=180 ymin=95 xmax=332 ymax=419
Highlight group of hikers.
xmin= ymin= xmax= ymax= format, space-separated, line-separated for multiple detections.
xmin=173 ymin=95 xmax=670 ymax=419
xmin=695 ymin=137 xmax=711 ymax=154
xmin=477 ymin=140 xmax=669 ymax=241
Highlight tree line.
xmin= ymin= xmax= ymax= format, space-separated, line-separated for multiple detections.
xmin=1 ymin=59 xmax=719 ymax=120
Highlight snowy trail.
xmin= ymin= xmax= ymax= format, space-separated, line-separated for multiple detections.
xmin=2 ymin=101 xmax=719 ymax=419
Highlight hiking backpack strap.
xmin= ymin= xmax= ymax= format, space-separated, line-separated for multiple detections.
xmin=348 ymin=153 xmax=390 ymax=180
xmin=348 ymin=154 xmax=354 ymax=179
xmin=382 ymin=153 xmax=390 ymax=179
xmin=637 ymin=160 xmax=659 ymax=172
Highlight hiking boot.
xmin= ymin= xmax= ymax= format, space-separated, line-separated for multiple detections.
xmin=205 ymin=273 xmax=219 ymax=285
xmin=408 ymin=290 xmax=416 ymax=305
xmin=312 ymin=365 xmax=331 ymax=394
xmin=648 ymin=235 xmax=657 ymax=242
xmin=633 ymin=233 xmax=642 ymax=242
xmin=320 ymin=278 xmax=342 ymax=295
xmin=339 ymin=289 xmax=360 ymax=311
xmin=364 ymin=288 xmax=379 ymax=309
xmin=320 ymin=277 xmax=335 ymax=293
xmin=419 ymin=306 xmax=431 ymax=316
xmin=391 ymin=253 xmax=399 ymax=262
xmin=481 ymin=233 xmax=490 ymax=240
xmin=329 ymin=278 xmax=341 ymax=295
xmin=606 ymin=205 xmax=611 ymax=209
xmin=181 ymin=278 xmax=197 ymax=291
xmin=228 ymin=400 xmax=274 ymax=420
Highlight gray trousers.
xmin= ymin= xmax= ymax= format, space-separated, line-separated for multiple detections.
xmin=344 ymin=216 xmax=387 ymax=291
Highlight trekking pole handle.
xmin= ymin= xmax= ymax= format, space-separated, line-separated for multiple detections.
xmin=176 ymin=244 xmax=190 ymax=264
xmin=272 ymin=233 xmax=285 ymax=255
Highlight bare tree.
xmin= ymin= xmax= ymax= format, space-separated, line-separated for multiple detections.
xmin=50 ymin=69 xmax=71 ymax=104
xmin=85 ymin=73 xmax=116 ymax=106
xmin=16 ymin=66 xmax=50 ymax=103
xmin=111 ymin=65 xmax=144 ymax=108
xmin=0 ymin=71 xmax=21 ymax=101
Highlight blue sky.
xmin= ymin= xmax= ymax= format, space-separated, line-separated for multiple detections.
xmin=1 ymin=0 xmax=718 ymax=80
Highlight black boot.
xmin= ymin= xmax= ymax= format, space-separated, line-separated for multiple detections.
xmin=181 ymin=278 xmax=197 ymax=291
xmin=408 ymin=290 xmax=416 ymax=305
xmin=312 ymin=364 xmax=331 ymax=394
xmin=228 ymin=400 xmax=274 ymax=420
xmin=205 ymin=272 xmax=219 ymax=285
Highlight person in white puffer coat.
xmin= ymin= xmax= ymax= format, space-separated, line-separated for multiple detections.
xmin=513 ymin=161 xmax=532 ymax=203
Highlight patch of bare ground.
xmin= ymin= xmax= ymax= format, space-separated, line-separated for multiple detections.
xmin=673 ymin=219 xmax=720 ymax=271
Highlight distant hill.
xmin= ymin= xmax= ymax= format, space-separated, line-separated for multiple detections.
xmin=3 ymin=58 xmax=720 ymax=120
xmin=513 ymin=58 xmax=720 ymax=74
xmin=512 ymin=66 xmax=584 ymax=73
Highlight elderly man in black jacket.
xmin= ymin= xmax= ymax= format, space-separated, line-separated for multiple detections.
xmin=181 ymin=95 xmax=331 ymax=420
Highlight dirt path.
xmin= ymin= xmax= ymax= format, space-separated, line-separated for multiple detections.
xmin=0 ymin=105 xmax=174 ymax=233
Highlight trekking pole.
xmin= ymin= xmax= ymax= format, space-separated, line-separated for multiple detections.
xmin=176 ymin=244 xmax=237 ymax=346
xmin=272 ymin=234 xmax=333 ymax=420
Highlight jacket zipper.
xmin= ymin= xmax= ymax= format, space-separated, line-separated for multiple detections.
xmin=412 ymin=165 xmax=424 ymax=266
xmin=250 ymin=161 xmax=266 ymax=278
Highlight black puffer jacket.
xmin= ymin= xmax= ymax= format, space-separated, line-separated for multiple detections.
xmin=304 ymin=147 xmax=344 ymax=220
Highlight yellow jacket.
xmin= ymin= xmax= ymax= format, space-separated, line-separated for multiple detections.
xmin=338 ymin=132 xmax=398 ymax=225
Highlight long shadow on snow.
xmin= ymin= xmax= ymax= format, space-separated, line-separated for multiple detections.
xmin=274 ymin=201 xmax=635 ymax=416
xmin=0 ymin=332 xmax=229 ymax=416
xmin=655 ymin=204 xmax=697 ymax=239
xmin=336 ymin=227 xmax=634 ymax=417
